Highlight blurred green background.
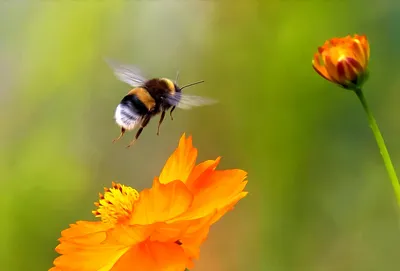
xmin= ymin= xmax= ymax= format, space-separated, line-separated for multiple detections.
xmin=2 ymin=0 xmax=400 ymax=270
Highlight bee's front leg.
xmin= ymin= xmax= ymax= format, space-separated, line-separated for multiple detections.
xmin=157 ymin=111 xmax=166 ymax=136
xmin=169 ymin=106 xmax=176 ymax=120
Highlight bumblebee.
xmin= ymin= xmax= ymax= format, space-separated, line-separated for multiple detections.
xmin=107 ymin=60 xmax=216 ymax=148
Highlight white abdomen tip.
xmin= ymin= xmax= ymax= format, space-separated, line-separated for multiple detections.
xmin=114 ymin=104 xmax=139 ymax=130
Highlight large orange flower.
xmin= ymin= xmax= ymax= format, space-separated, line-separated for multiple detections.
xmin=49 ymin=134 xmax=248 ymax=271
xmin=312 ymin=34 xmax=370 ymax=90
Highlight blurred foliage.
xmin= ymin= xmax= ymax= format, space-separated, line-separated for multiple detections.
xmin=2 ymin=0 xmax=400 ymax=270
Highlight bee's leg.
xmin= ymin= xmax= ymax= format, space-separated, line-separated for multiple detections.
xmin=169 ymin=106 xmax=176 ymax=120
xmin=112 ymin=127 xmax=126 ymax=143
xmin=157 ymin=111 xmax=166 ymax=136
xmin=126 ymin=115 xmax=151 ymax=148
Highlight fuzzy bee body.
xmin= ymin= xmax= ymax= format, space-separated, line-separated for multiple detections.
xmin=107 ymin=60 xmax=215 ymax=148
xmin=142 ymin=78 xmax=180 ymax=114
xmin=114 ymin=88 xmax=154 ymax=130
xmin=114 ymin=79 xmax=178 ymax=131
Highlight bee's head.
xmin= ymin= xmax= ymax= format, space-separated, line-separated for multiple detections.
xmin=174 ymin=83 xmax=182 ymax=93
xmin=160 ymin=78 xmax=179 ymax=93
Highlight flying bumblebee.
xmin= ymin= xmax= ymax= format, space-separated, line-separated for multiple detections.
xmin=106 ymin=60 xmax=216 ymax=148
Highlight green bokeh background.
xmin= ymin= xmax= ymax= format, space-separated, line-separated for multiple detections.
xmin=2 ymin=0 xmax=400 ymax=270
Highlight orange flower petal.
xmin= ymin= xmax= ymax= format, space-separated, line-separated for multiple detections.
xmin=105 ymin=225 xmax=154 ymax=246
xmin=60 ymin=221 xmax=110 ymax=238
xmin=346 ymin=58 xmax=363 ymax=80
xmin=312 ymin=53 xmax=331 ymax=81
xmin=57 ymin=221 xmax=111 ymax=248
xmin=150 ymin=211 xmax=216 ymax=243
xmin=180 ymin=223 xmax=210 ymax=261
xmin=187 ymin=158 xmax=220 ymax=183
xmin=176 ymin=213 xmax=218 ymax=261
xmin=209 ymin=191 xmax=248 ymax=225
xmin=324 ymin=54 xmax=341 ymax=83
xmin=159 ymin=134 xmax=198 ymax=184
xmin=51 ymin=223 xmax=152 ymax=271
xmin=172 ymin=169 xmax=248 ymax=221
xmin=149 ymin=221 xmax=191 ymax=242
xmin=111 ymin=240 xmax=188 ymax=271
xmin=359 ymin=35 xmax=370 ymax=64
xmin=130 ymin=179 xmax=193 ymax=225
xmin=53 ymin=243 xmax=130 ymax=271
xmin=185 ymin=157 xmax=221 ymax=193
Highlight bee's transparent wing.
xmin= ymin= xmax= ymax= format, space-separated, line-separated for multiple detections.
xmin=167 ymin=93 xmax=217 ymax=109
xmin=105 ymin=58 xmax=147 ymax=87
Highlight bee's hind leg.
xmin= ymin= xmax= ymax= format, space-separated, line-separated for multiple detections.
xmin=169 ymin=106 xmax=176 ymax=120
xmin=126 ymin=128 xmax=143 ymax=148
xmin=157 ymin=110 xmax=166 ymax=136
xmin=112 ymin=127 xmax=126 ymax=143
xmin=126 ymin=115 xmax=151 ymax=148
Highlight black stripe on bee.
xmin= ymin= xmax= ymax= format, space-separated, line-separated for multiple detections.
xmin=120 ymin=94 xmax=149 ymax=115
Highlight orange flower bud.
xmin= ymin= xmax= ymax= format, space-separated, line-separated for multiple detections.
xmin=312 ymin=34 xmax=370 ymax=90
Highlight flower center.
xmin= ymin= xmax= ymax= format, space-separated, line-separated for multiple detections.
xmin=338 ymin=54 xmax=347 ymax=62
xmin=93 ymin=182 xmax=139 ymax=225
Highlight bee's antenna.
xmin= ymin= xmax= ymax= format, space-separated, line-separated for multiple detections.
xmin=175 ymin=70 xmax=180 ymax=84
xmin=180 ymin=80 xmax=205 ymax=90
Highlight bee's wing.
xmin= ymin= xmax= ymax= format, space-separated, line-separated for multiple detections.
xmin=105 ymin=58 xmax=147 ymax=87
xmin=167 ymin=93 xmax=217 ymax=109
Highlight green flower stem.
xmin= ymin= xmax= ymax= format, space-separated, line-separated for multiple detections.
xmin=355 ymin=88 xmax=400 ymax=207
